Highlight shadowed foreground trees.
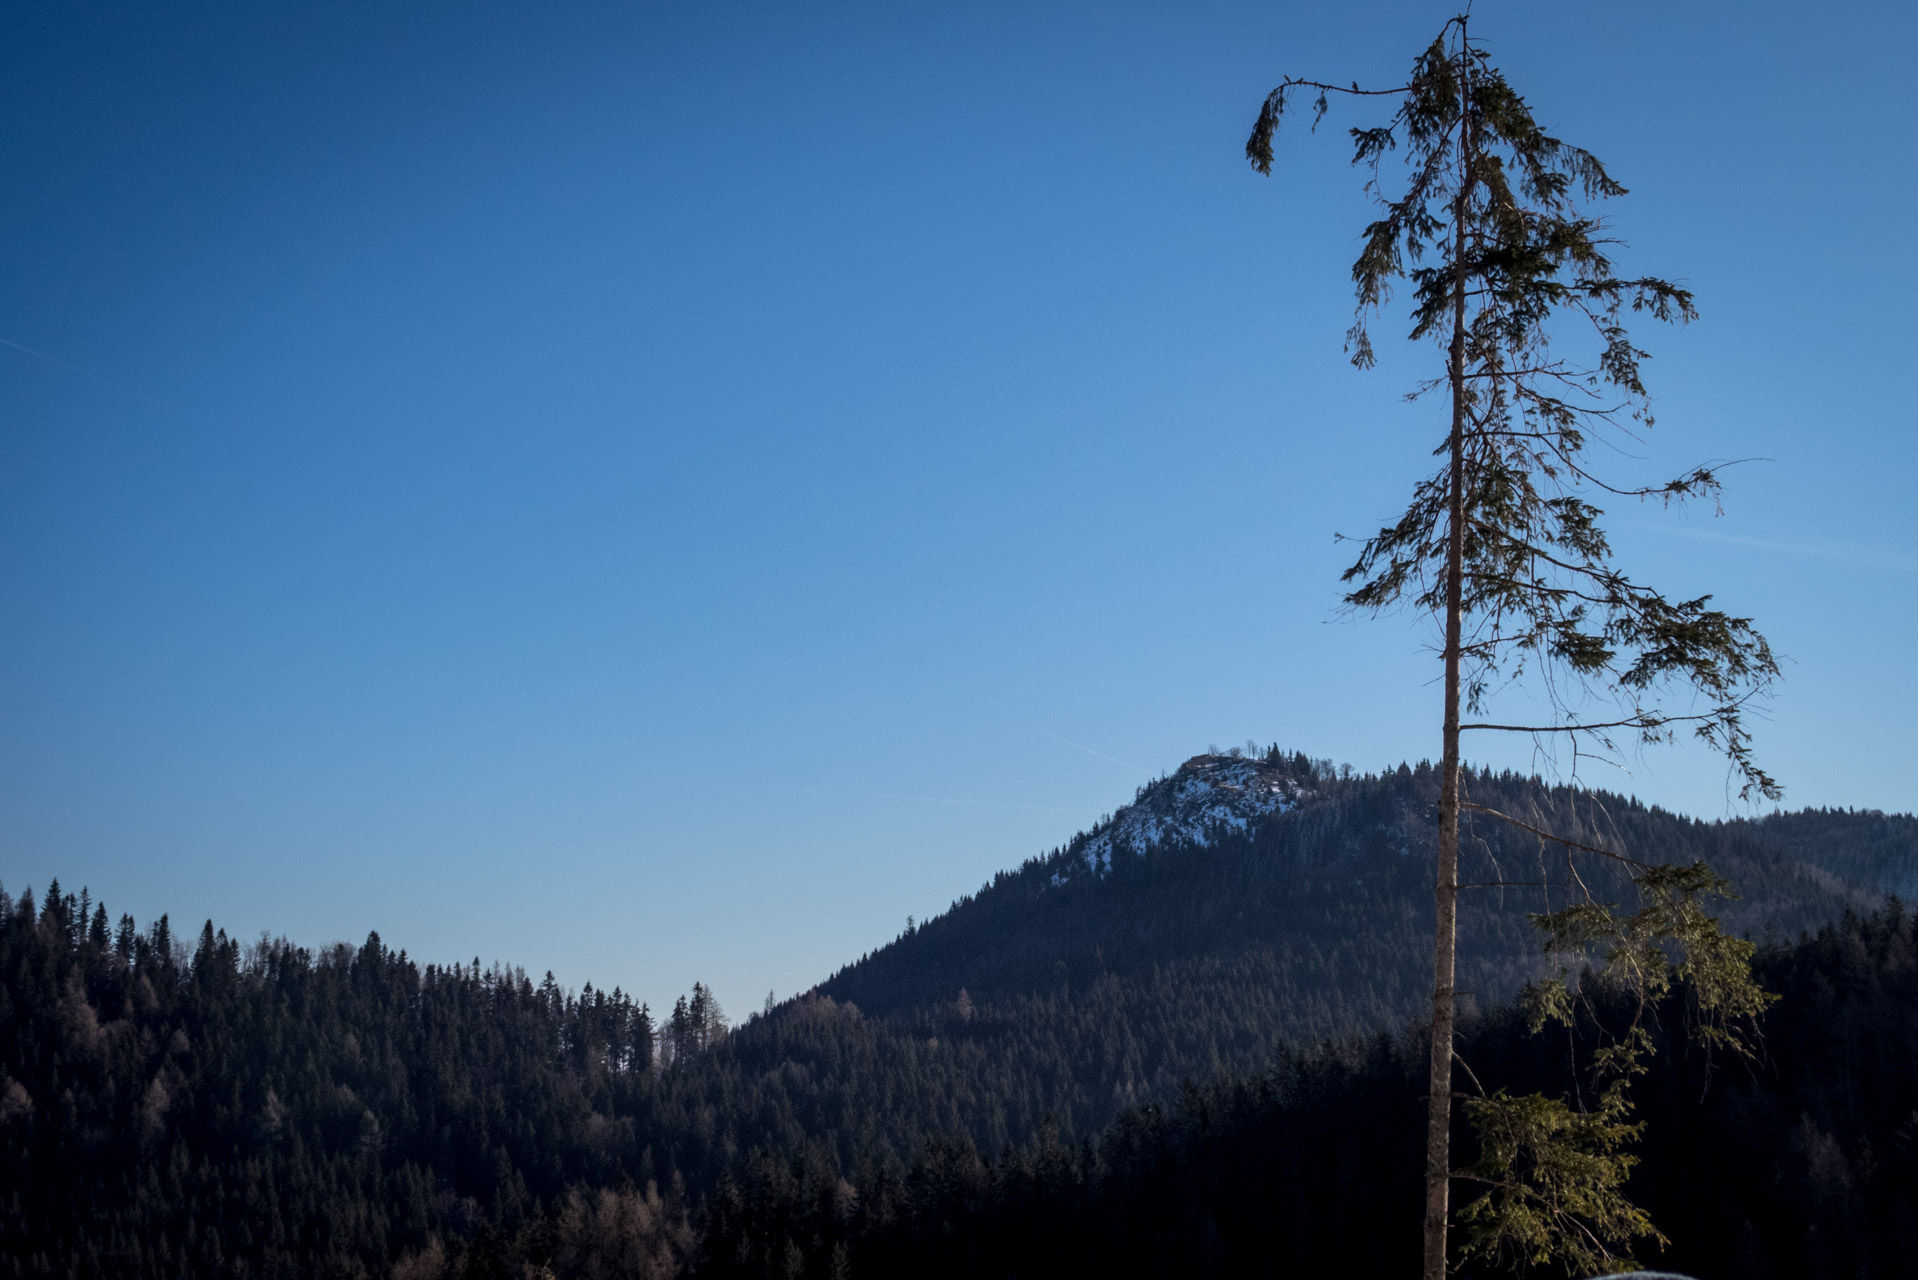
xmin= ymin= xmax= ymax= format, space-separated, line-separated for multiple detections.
xmin=696 ymin=905 xmax=1918 ymax=1280
xmin=0 ymin=880 xmax=693 ymax=1279
xmin=2 ymin=790 xmax=1913 ymax=1278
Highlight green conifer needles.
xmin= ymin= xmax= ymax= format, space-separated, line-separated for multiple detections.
xmin=1457 ymin=1087 xmax=1659 ymax=1277
xmin=1250 ymin=14 xmax=1779 ymax=1277
xmin=1249 ymin=21 xmax=1778 ymax=800
xmin=1457 ymin=863 xmax=1775 ymax=1273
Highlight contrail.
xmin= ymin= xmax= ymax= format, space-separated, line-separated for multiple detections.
xmin=0 ymin=335 xmax=106 ymax=381
xmin=1641 ymin=522 xmax=1917 ymax=575
xmin=0 ymin=333 xmax=203 ymax=422
xmin=1040 ymin=730 xmax=1152 ymax=775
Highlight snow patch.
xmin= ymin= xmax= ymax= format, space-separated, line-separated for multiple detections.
xmin=1048 ymin=754 xmax=1305 ymax=884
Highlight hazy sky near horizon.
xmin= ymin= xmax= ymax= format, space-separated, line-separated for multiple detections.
xmin=3 ymin=0 xmax=1913 ymax=1017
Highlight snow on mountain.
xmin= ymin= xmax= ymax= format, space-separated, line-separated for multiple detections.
xmin=1051 ymin=753 xmax=1309 ymax=882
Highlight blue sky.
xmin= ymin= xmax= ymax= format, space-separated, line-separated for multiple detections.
xmin=2 ymin=0 xmax=1913 ymax=1018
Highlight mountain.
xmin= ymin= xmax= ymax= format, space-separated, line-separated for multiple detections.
xmin=1060 ymin=752 xmax=1308 ymax=876
xmin=818 ymin=749 xmax=1903 ymax=1026
xmin=699 ymin=904 xmax=1918 ymax=1280
xmin=4 ymin=748 xmax=1915 ymax=1278
xmin=723 ymin=752 xmax=1903 ymax=1156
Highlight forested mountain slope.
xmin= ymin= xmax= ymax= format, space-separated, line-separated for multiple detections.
xmin=699 ymin=905 xmax=1918 ymax=1280
xmin=818 ymin=750 xmax=1900 ymax=1048
xmin=2 ymin=750 xmax=1912 ymax=1277
xmin=1749 ymin=806 xmax=1918 ymax=899
xmin=695 ymin=750 xmax=1903 ymax=1161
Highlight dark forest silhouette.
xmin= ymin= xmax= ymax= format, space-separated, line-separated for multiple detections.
xmin=4 ymin=758 xmax=1916 ymax=1276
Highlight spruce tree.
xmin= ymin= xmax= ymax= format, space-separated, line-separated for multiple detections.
xmin=1249 ymin=14 xmax=1778 ymax=1276
xmin=668 ymin=995 xmax=692 ymax=1068
xmin=634 ymin=1001 xmax=656 ymax=1072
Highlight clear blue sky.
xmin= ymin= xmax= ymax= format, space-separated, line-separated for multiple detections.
xmin=3 ymin=1 xmax=1913 ymax=1019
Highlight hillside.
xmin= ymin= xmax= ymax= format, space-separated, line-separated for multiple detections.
xmin=623 ymin=751 xmax=1916 ymax=1184
xmin=690 ymin=750 xmax=1901 ymax=1159
xmin=3 ymin=749 xmax=1914 ymax=1277
xmin=698 ymin=905 xmax=1918 ymax=1280
xmin=819 ymin=749 xmax=1898 ymax=1030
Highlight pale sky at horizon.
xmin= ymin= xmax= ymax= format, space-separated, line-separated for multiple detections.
xmin=3 ymin=0 xmax=1913 ymax=1019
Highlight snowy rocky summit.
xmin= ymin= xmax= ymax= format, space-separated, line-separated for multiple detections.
xmin=1056 ymin=752 xmax=1308 ymax=880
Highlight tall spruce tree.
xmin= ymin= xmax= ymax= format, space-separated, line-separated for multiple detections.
xmin=1249 ymin=15 xmax=1778 ymax=1277
xmin=668 ymin=994 xmax=692 ymax=1068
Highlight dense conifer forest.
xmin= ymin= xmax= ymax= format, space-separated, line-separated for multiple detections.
xmin=697 ymin=904 xmax=1918 ymax=1280
xmin=4 ymin=754 xmax=1915 ymax=1277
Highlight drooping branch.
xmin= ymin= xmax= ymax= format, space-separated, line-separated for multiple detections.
xmin=1459 ymin=802 xmax=1653 ymax=871
xmin=1245 ymin=77 xmax=1415 ymax=174
xmin=1251 ymin=19 xmax=1778 ymax=1275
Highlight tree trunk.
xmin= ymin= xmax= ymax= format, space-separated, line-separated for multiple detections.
xmin=1422 ymin=44 xmax=1472 ymax=1280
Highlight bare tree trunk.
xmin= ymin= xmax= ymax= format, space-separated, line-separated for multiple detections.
xmin=1423 ymin=38 xmax=1473 ymax=1280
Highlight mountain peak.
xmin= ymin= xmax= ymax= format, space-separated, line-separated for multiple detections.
xmin=1054 ymin=750 xmax=1316 ymax=881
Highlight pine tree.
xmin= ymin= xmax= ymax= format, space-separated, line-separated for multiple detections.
xmin=1249 ymin=15 xmax=1778 ymax=1276
xmin=633 ymin=1000 xmax=656 ymax=1073
xmin=151 ymin=913 xmax=173 ymax=967
xmin=668 ymin=995 xmax=692 ymax=1069
xmin=42 ymin=879 xmax=64 ymax=937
